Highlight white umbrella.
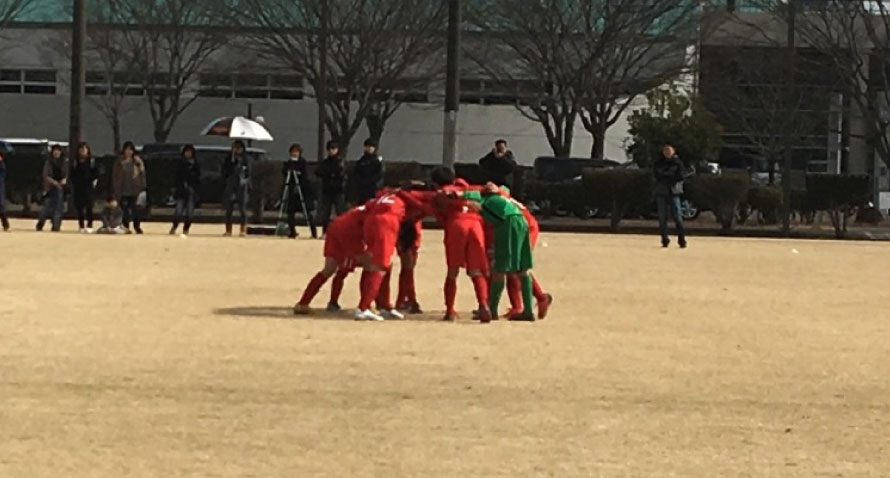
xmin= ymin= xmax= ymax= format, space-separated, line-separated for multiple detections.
xmin=201 ymin=116 xmax=274 ymax=141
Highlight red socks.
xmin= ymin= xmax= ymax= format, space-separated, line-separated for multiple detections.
xmin=398 ymin=266 xmax=416 ymax=305
xmin=299 ymin=272 xmax=329 ymax=306
xmin=375 ymin=269 xmax=393 ymax=310
xmin=359 ymin=271 xmax=385 ymax=310
xmin=444 ymin=277 xmax=457 ymax=313
xmin=471 ymin=275 xmax=489 ymax=308
xmin=329 ymin=269 xmax=349 ymax=305
xmin=532 ymin=276 xmax=547 ymax=302
xmin=507 ymin=274 xmax=523 ymax=312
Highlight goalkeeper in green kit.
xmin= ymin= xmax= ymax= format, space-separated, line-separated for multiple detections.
xmin=453 ymin=183 xmax=537 ymax=322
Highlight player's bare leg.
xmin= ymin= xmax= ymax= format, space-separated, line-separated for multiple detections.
xmin=294 ymin=257 xmax=339 ymax=315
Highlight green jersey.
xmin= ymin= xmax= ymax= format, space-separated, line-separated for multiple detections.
xmin=463 ymin=191 xmax=522 ymax=225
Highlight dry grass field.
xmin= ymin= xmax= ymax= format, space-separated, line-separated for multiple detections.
xmin=1 ymin=218 xmax=889 ymax=477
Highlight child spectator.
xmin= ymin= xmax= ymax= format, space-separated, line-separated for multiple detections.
xmin=97 ymin=197 xmax=125 ymax=234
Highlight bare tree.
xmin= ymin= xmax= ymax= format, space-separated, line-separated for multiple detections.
xmin=238 ymin=0 xmax=446 ymax=154
xmin=0 ymin=0 xmax=30 ymax=28
xmin=576 ymin=0 xmax=699 ymax=159
xmin=107 ymin=0 xmax=227 ymax=143
xmin=793 ymin=1 xmax=890 ymax=173
xmin=44 ymin=19 xmax=142 ymax=152
xmin=466 ymin=0 xmax=594 ymax=158
xmin=701 ymin=47 xmax=830 ymax=184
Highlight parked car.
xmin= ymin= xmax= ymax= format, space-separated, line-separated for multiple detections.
xmin=139 ymin=143 xmax=269 ymax=208
xmin=532 ymin=156 xmax=622 ymax=219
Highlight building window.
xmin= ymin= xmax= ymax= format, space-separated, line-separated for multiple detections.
xmin=0 ymin=69 xmax=57 ymax=94
xmin=199 ymin=73 xmax=304 ymax=100
xmin=85 ymin=71 xmax=146 ymax=96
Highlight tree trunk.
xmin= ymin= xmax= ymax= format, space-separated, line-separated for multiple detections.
xmin=768 ymin=160 xmax=776 ymax=185
xmin=112 ymin=115 xmax=122 ymax=154
xmin=366 ymin=115 xmax=384 ymax=145
xmin=154 ymin=125 xmax=170 ymax=143
xmin=590 ymin=125 xmax=606 ymax=159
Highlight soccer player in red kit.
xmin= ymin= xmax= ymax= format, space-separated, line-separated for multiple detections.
xmin=293 ymin=203 xmax=369 ymax=314
xmin=355 ymin=186 xmax=436 ymax=321
xmin=430 ymin=168 xmax=492 ymax=322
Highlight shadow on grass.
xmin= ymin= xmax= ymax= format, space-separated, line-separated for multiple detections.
xmin=213 ymin=306 xmax=481 ymax=324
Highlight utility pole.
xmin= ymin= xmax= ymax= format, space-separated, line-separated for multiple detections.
xmin=442 ymin=0 xmax=460 ymax=169
xmin=316 ymin=0 xmax=329 ymax=161
xmin=69 ymin=0 xmax=87 ymax=159
xmin=781 ymin=0 xmax=796 ymax=235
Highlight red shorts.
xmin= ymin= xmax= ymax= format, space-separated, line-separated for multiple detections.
xmin=444 ymin=220 xmax=488 ymax=272
xmin=324 ymin=226 xmax=364 ymax=271
xmin=363 ymin=214 xmax=401 ymax=268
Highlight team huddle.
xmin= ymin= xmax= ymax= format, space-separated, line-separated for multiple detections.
xmin=293 ymin=167 xmax=553 ymax=323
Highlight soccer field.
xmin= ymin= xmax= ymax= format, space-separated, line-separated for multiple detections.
xmin=2 ymin=219 xmax=888 ymax=477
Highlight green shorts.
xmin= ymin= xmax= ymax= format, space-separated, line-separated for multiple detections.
xmin=492 ymin=215 xmax=533 ymax=273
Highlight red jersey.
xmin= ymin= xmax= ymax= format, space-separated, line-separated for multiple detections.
xmin=437 ymin=180 xmax=483 ymax=227
xmin=324 ymin=204 xmax=369 ymax=269
xmin=367 ymin=189 xmax=436 ymax=222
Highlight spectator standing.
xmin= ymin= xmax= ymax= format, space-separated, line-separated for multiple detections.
xmin=282 ymin=143 xmax=311 ymax=239
xmin=70 ymin=141 xmax=99 ymax=233
xmin=352 ymin=138 xmax=384 ymax=205
xmin=36 ymin=144 xmax=69 ymax=232
xmin=479 ymin=139 xmax=517 ymax=187
xmin=112 ymin=141 xmax=147 ymax=234
xmin=221 ymin=140 xmax=251 ymax=237
xmin=653 ymin=143 xmax=688 ymax=249
xmin=0 ymin=151 xmax=9 ymax=231
xmin=315 ymin=140 xmax=347 ymax=234
xmin=170 ymin=144 xmax=201 ymax=237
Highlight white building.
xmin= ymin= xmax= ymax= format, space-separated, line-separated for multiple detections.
xmin=0 ymin=24 xmax=641 ymax=165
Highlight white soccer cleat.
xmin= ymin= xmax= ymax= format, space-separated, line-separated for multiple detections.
xmin=380 ymin=309 xmax=405 ymax=320
xmin=354 ymin=309 xmax=384 ymax=321
xmin=85 ymin=228 xmax=93 ymax=234
xmin=179 ymin=233 xmax=188 ymax=239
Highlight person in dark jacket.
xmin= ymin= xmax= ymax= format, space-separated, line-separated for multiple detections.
xmin=0 ymin=150 xmax=9 ymax=231
xmin=170 ymin=144 xmax=201 ymax=237
xmin=352 ymin=138 xmax=384 ymax=205
xmin=282 ymin=143 xmax=313 ymax=239
xmin=112 ymin=141 xmax=147 ymax=234
xmin=479 ymin=139 xmax=517 ymax=187
xmin=97 ymin=196 xmax=125 ymax=234
xmin=315 ymin=140 xmax=347 ymax=233
xmin=36 ymin=144 xmax=69 ymax=232
xmin=70 ymin=141 xmax=99 ymax=233
xmin=222 ymin=140 xmax=252 ymax=237
xmin=653 ymin=143 xmax=687 ymax=248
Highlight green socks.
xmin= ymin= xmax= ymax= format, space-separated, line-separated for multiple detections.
xmin=489 ymin=277 xmax=506 ymax=317
xmin=521 ymin=275 xmax=534 ymax=317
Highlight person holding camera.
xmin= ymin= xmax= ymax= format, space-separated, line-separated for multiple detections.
xmin=653 ymin=143 xmax=688 ymax=249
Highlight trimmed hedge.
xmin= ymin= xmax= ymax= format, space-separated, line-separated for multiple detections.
xmin=739 ymin=185 xmax=783 ymax=225
xmin=524 ymin=179 xmax=588 ymax=219
xmin=582 ymin=168 xmax=653 ymax=230
xmin=805 ymin=173 xmax=870 ymax=238
xmin=686 ymin=172 xmax=750 ymax=234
